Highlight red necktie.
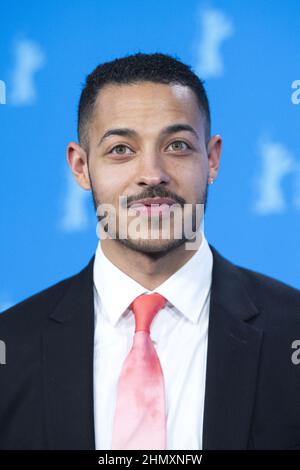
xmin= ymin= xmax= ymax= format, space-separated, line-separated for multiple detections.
xmin=111 ymin=293 xmax=167 ymax=450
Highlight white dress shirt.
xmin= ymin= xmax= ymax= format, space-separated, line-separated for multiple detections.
xmin=93 ymin=230 xmax=213 ymax=450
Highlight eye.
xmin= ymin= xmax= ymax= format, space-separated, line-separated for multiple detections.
xmin=167 ymin=140 xmax=191 ymax=152
xmin=109 ymin=144 xmax=133 ymax=155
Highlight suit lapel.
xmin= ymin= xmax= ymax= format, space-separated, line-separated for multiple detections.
xmin=202 ymin=245 xmax=264 ymax=449
xmin=42 ymin=256 xmax=96 ymax=449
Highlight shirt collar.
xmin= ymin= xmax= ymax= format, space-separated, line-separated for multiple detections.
xmin=93 ymin=229 xmax=213 ymax=326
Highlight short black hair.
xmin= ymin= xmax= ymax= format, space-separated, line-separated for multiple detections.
xmin=77 ymin=52 xmax=211 ymax=153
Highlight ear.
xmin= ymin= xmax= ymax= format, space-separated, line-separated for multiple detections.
xmin=66 ymin=141 xmax=91 ymax=190
xmin=207 ymin=134 xmax=222 ymax=183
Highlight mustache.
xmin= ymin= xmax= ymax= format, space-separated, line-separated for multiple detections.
xmin=126 ymin=186 xmax=186 ymax=208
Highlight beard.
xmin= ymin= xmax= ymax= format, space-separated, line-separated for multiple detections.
xmin=91 ymin=180 xmax=209 ymax=258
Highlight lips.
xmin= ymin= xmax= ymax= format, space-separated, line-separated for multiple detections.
xmin=128 ymin=197 xmax=177 ymax=208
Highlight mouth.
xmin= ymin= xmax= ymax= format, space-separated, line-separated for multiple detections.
xmin=128 ymin=197 xmax=178 ymax=216
xmin=128 ymin=197 xmax=177 ymax=208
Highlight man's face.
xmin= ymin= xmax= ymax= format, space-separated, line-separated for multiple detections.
xmin=78 ymin=81 xmax=217 ymax=254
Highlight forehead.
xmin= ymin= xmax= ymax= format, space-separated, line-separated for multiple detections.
xmin=92 ymin=81 xmax=204 ymax=134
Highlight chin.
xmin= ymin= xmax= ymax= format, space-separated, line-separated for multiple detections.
xmin=117 ymin=236 xmax=186 ymax=255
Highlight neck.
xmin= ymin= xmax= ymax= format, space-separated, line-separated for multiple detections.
xmin=100 ymin=233 xmax=203 ymax=291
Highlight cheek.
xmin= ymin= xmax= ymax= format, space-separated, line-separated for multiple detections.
xmin=191 ymin=158 xmax=208 ymax=187
xmin=90 ymin=165 xmax=129 ymax=205
xmin=177 ymin=164 xmax=207 ymax=198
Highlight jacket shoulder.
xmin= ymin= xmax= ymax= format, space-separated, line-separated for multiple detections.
xmin=237 ymin=262 xmax=300 ymax=300
xmin=0 ymin=268 xmax=84 ymax=329
xmin=235 ymin=261 xmax=300 ymax=323
xmin=210 ymin=244 xmax=300 ymax=323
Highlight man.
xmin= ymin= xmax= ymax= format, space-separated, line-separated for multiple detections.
xmin=1 ymin=52 xmax=300 ymax=450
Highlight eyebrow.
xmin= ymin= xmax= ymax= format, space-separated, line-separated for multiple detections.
xmin=97 ymin=123 xmax=199 ymax=147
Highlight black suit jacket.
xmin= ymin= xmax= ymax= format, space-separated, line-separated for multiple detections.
xmin=1 ymin=244 xmax=300 ymax=450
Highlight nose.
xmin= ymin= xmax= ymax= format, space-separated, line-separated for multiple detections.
xmin=135 ymin=153 xmax=171 ymax=187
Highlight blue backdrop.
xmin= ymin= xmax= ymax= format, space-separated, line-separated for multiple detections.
xmin=1 ymin=0 xmax=299 ymax=311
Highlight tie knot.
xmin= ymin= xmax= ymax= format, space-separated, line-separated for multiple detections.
xmin=131 ymin=293 xmax=167 ymax=333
